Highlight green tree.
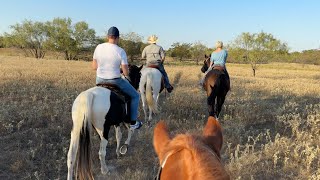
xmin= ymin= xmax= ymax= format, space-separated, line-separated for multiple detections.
xmin=4 ymin=20 xmax=49 ymax=58
xmin=119 ymin=32 xmax=144 ymax=62
xmin=0 ymin=35 xmax=5 ymax=48
xmin=169 ymin=42 xmax=192 ymax=61
xmin=191 ymin=41 xmax=208 ymax=64
xmin=46 ymin=18 xmax=96 ymax=60
xmin=294 ymin=49 xmax=320 ymax=65
xmin=232 ymin=31 xmax=288 ymax=76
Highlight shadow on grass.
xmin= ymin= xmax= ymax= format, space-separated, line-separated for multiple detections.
xmin=172 ymin=71 xmax=182 ymax=86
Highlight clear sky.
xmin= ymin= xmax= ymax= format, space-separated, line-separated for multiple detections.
xmin=0 ymin=0 xmax=319 ymax=52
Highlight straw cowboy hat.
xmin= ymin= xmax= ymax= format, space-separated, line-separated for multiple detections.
xmin=148 ymin=35 xmax=158 ymax=43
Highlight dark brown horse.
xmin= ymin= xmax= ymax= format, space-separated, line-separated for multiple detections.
xmin=201 ymin=55 xmax=230 ymax=118
xmin=153 ymin=116 xmax=230 ymax=180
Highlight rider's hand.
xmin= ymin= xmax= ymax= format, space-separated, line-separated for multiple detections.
xmin=125 ymin=75 xmax=131 ymax=82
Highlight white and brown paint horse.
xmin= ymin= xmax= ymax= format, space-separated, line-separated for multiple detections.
xmin=67 ymin=65 xmax=142 ymax=180
xmin=139 ymin=66 xmax=164 ymax=124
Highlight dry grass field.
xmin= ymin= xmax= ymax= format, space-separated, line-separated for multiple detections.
xmin=0 ymin=56 xmax=319 ymax=179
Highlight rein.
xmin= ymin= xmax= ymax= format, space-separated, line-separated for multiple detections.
xmin=155 ymin=149 xmax=183 ymax=180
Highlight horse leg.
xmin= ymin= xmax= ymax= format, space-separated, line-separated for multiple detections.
xmin=120 ymin=123 xmax=134 ymax=155
xmin=140 ymin=92 xmax=148 ymax=122
xmin=148 ymin=106 xmax=153 ymax=122
xmin=208 ymin=104 xmax=215 ymax=117
xmin=156 ymin=94 xmax=160 ymax=103
xmin=115 ymin=125 xmax=122 ymax=158
xmin=216 ymin=96 xmax=226 ymax=119
xmin=207 ymin=96 xmax=216 ymax=117
xmin=96 ymin=127 xmax=110 ymax=174
xmin=67 ymin=131 xmax=79 ymax=180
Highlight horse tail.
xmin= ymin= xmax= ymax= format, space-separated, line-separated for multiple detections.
xmin=146 ymin=73 xmax=159 ymax=113
xmin=73 ymin=92 xmax=94 ymax=180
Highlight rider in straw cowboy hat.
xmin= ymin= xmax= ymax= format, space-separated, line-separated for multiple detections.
xmin=142 ymin=35 xmax=174 ymax=93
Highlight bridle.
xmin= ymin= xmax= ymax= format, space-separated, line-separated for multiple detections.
xmin=155 ymin=145 xmax=221 ymax=180
xmin=155 ymin=149 xmax=183 ymax=180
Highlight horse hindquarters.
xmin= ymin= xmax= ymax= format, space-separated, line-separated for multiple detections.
xmin=146 ymin=73 xmax=159 ymax=114
xmin=139 ymin=70 xmax=159 ymax=122
xmin=67 ymin=92 xmax=94 ymax=180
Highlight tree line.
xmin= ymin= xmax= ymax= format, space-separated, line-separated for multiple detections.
xmin=0 ymin=18 xmax=319 ymax=69
xmin=0 ymin=18 xmax=148 ymax=61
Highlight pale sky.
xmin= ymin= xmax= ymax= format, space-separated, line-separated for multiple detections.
xmin=0 ymin=0 xmax=319 ymax=52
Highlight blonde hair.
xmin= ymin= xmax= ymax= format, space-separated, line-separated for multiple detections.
xmin=215 ymin=41 xmax=223 ymax=49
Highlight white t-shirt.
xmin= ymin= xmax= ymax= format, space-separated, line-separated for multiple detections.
xmin=93 ymin=43 xmax=128 ymax=79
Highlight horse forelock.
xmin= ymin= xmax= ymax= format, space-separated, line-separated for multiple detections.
xmin=160 ymin=134 xmax=229 ymax=179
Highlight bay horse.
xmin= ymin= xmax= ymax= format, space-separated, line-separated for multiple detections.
xmin=201 ymin=55 xmax=230 ymax=118
xmin=153 ymin=116 xmax=230 ymax=180
xmin=67 ymin=65 xmax=143 ymax=180
xmin=139 ymin=66 xmax=164 ymax=123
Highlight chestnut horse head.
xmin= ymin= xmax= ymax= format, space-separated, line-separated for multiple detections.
xmin=153 ymin=116 xmax=230 ymax=180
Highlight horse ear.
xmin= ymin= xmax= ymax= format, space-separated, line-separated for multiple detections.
xmin=203 ymin=116 xmax=223 ymax=157
xmin=153 ymin=121 xmax=171 ymax=160
xmin=139 ymin=65 xmax=143 ymax=71
xmin=205 ymin=54 xmax=208 ymax=58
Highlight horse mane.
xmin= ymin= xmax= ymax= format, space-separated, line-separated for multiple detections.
xmin=160 ymin=133 xmax=228 ymax=179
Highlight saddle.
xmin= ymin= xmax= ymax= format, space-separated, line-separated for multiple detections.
xmin=213 ymin=66 xmax=225 ymax=72
xmin=96 ymin=83 xmax=129 ymax=103
xmin=147 ymin=64 xmax=160 ymax=69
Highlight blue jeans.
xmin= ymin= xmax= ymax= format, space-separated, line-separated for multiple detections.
xmin=157 ymin=63 xmax=171 ymax=88
xmin=96 ymin=77 xmax=140 ymax=121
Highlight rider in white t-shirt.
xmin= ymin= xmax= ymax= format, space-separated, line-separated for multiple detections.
xmin=92 ymin=26 xmax=142 ymax=129
xmin=94 ymin=42 xmax=127 ymax=79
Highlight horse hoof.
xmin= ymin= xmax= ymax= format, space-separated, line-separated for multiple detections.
xmin=102 ymin=165 xmax=115 ymax=175
xmin=101 ymin=167 xmax=109 ymax=175
xmin=120 ymin=144 xmax=128 ymax=155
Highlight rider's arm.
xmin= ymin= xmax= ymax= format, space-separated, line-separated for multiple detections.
xmin=120 ymin=49 xmax=130 ymax=77
xmin=160 ymin=46 xmax=165 ymax=62
xmin=209 ymin=61 xmax=213 ymax=67
xmin=209 ymin=54 xmax=214 ymax=67
xmin=121 ymin=64 xmax=129 ymax=76
xmin=141 ymin=47 xmax=146 ymax=59
xmin=92 ymin=59 xmax=98 ymax=70
xmin=92 ymin=45 xmax=99 ymax=70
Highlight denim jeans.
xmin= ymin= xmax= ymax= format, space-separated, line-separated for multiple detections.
xmin=96 ymin=77 xmax=140 ymax=121
xmin=157 ymin=63 xmax=171 ymax=88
